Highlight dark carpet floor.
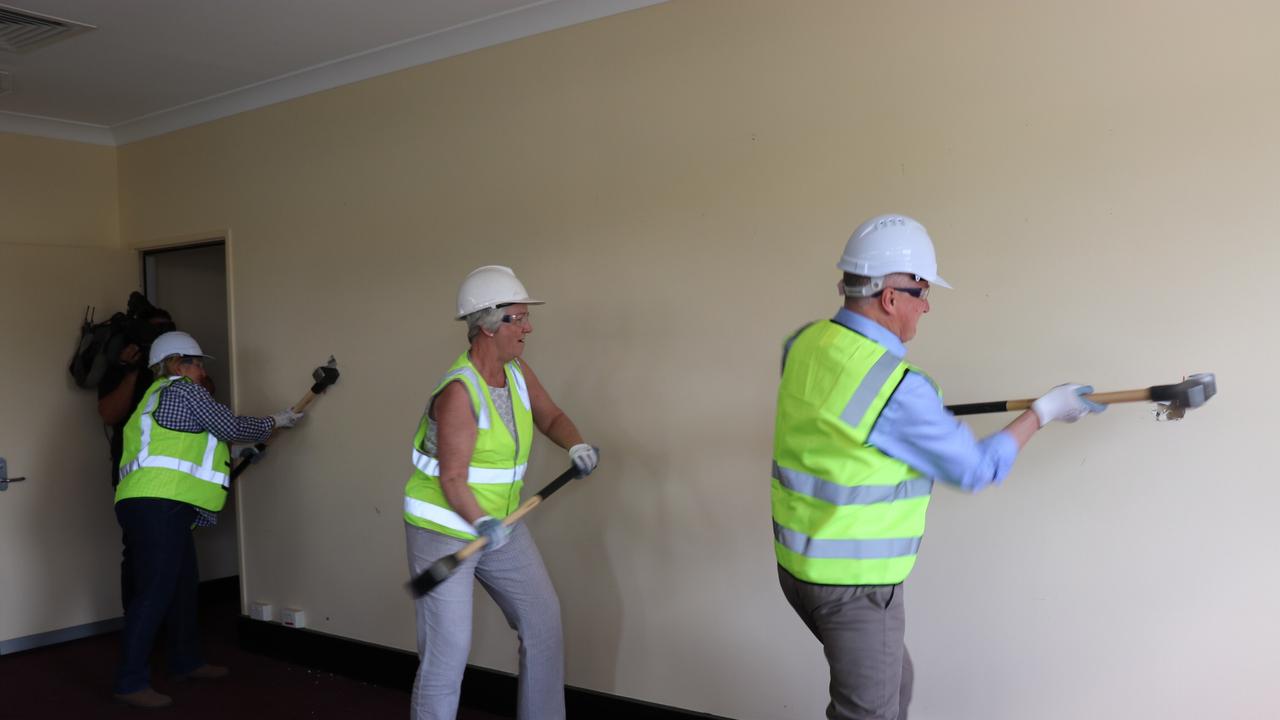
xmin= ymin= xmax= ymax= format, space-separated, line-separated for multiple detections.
xmin=0 ymin=578 xmax=507 ymax=720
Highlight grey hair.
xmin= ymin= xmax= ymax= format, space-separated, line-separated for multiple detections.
xmin=150 ymin=355 xmax=180 ymax=376
xmin=465 ymin=306 xmax=506 ymax=341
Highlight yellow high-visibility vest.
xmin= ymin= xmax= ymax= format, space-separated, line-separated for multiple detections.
xmin=773 ymin=320 xmax=937 ymax=585
xmin=116 ymin=377 xmax=231 ymax=512
xmin=404 ymin=352 xmax=533 ymax=540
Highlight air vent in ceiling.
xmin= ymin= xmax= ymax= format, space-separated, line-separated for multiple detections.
xmin=0 ymin=4 xmax=95 ymax=53
xmin=0 ymin=68 xmax=12 ymax=95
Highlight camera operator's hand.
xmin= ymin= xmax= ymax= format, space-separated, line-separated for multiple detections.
xmin=118 ymin=344 xmax=142 ymax=367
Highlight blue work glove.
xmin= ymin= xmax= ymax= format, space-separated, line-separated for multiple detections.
xmin=569 ymin=443 xmax=599 ymax=476
xmin=1031 ymin=384 xmax=1107 ymax=427
xmin=473 ymin=515 xmax=510 ymax=551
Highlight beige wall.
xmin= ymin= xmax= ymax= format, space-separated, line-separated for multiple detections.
xmin=1 ymin=133 xmax=133 ymax=644
xmin=0 ymin=132 xmax=118 ymax=247
xmin=115 ymin=2 xmax=1279 ymax=718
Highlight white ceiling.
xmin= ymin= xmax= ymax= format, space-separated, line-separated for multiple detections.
xmin=0 ymin=0 xmax=663 ymax=145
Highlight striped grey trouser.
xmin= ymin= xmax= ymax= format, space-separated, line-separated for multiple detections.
xmin=778 ymin=566 xmax=913 ymax=720
xmin=405 ymin=522 xmax=565 ymax=720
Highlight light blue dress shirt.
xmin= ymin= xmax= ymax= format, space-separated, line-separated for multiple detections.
xmin=830 ymin=309 xmax=1019 ymax=492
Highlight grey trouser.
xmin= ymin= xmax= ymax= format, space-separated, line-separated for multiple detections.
xmin=778 ymin=566 xmax=913 ymax=720
xmin=405 ymin=522 xmax=565 ymax=720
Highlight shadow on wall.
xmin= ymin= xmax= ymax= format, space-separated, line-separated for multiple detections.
xmin=471 ymin=347 xmax=628 ymax=688
xmin=552 ymin=333 xmax=631 ymax=688
xmin=537 ymin=502 xmax=626 ymax=689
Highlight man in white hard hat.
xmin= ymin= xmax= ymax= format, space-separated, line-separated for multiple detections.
xmin=111 ymin=331 xmax=303 ymax=709
xmin=772 ymin=215 xmax=1104 ymax=720
xmin=403 ymin=265 xmax=599 ymax=720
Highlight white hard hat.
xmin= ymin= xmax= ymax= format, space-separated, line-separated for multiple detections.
xmin=838 ymin=214 xmax=952 ymax=295
xmin=148 ymin=331 xmax=213 ymax=367
xmin=455 ymin=265 xmax=543 ymax=319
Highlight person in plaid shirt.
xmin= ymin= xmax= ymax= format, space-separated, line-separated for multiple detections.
xmin=111 ymin=331 xmax=303 ymax=709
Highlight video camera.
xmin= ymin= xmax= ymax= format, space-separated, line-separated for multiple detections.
xmin=69 ymin=292 xmax=176 ymax=389
xmin=123 ymin=291 xmax=174 ymax=346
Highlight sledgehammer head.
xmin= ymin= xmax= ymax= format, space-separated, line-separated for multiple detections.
xmin=1187 ymin=373 xmax=1217 ymax=403
xmin=407 ymin=554 xmax=460 ymax=597
xmin=1150 ymin=373 xmax=1216 ymax=409
xmin=310 ymin=356 xmax=340 ymax=394
xmin=1150 ymin=373 xmax=1216 ymax=421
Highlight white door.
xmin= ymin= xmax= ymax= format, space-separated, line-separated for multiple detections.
xmin=0 ymin=243 xmax=137 ymax=652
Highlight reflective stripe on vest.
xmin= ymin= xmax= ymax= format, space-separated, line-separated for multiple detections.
xmin=119 ymin=379 xmax=228 ymax=488
xmin=403 ymin=352 xmax=534 ymax=539
xmin=410 ymin=450 xmax=527 ymax=485
xmin=773 ymin=522 xmax=923 ymax=559
xmin=442 ymin=366 xmax=491 ymax=429
xmin=404 ymin=496 xmax=476 ymax=535
xmin=839 ymin=351 xmax=903 ymax=428
xmin=509 ymin=363 xmax=531 ymax=409
xmin=772 ymin=462 xmax=933 ymax=506
xmin=772 ymin=320 xmax=935 ymax=585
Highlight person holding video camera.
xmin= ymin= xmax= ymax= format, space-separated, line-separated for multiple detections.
xmin=97 ymin=295 xmax=182 ymax=486
xmin=96 ymin=297 xmax=184 ymax=620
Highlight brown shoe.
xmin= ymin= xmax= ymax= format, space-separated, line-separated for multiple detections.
xmin=113 ymin=687 xmax=173 ymax=708
xmin=175 ymin=663 xmax=229 ymax=680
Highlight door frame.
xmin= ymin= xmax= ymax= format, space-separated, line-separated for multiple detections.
xmin=133 ymin=231 xmax=237 ymax=413
xmin=133 ymin=231 xmax=246 ymax=599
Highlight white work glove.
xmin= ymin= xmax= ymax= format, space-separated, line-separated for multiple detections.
xmin=1031 ymin=384 xmax=1106 ymax=427
xmin=271 ymin=409 xmax=304 ymax=429
xmin=569 ymin=443 xmax=599 ymax=476
xmin=473 ymin=515 xmax=510 ymax=551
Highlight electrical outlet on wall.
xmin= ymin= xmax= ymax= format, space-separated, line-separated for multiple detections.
xmin=248 ymin=602 xmax=274 ymax=622
xmin=280 ymin=607 xmax=306 ymax=629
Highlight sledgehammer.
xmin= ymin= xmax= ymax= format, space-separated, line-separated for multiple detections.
xmin=229 ymin=356 xmax=340 ymax=481
xmin=406 ymin=455 xmax=594 ymax=597
xmin=946 ymin=373 xmax=1217 ymax=420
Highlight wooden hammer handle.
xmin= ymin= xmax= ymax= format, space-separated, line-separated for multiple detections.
xmin=291 ymin=390 xmax=319 ymax=414
xmin=1081 ymin=389 xmax=1152 ymax=405
xmin=453 ymin=496 xmax=544 ymax=562
xmin=951 ymin=388 xmax=1154 ymax=416
xmin=447 ymin=460 xmax=586 ymax=562
xmin=1007 ymin=389 xmax=1151 ymax=410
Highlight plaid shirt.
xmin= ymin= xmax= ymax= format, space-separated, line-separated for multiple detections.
xmin=153 ymin=378 xmax=274 ymax=526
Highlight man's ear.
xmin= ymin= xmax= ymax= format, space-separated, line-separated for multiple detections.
xmin=880 ymin=289 xmax=896 ymax=313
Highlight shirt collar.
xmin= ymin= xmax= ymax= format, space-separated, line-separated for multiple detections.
xmin=832 ymin=308 xmax=907 ymax=358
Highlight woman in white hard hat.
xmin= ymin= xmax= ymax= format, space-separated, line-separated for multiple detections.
xmin=404 ymin=265 xmax=599 ymax=720
xmin=111 ymin=331 xmax=303 ymax=709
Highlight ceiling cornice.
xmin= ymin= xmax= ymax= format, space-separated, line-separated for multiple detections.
xmin=0 ymin=109 xmax=113 ymax=145
xmin=0 ymin=0 xmax=665 ymax=147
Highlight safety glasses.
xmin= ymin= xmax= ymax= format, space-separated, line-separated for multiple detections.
xmin=883 ymin=286 xmax=929 ymax=300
